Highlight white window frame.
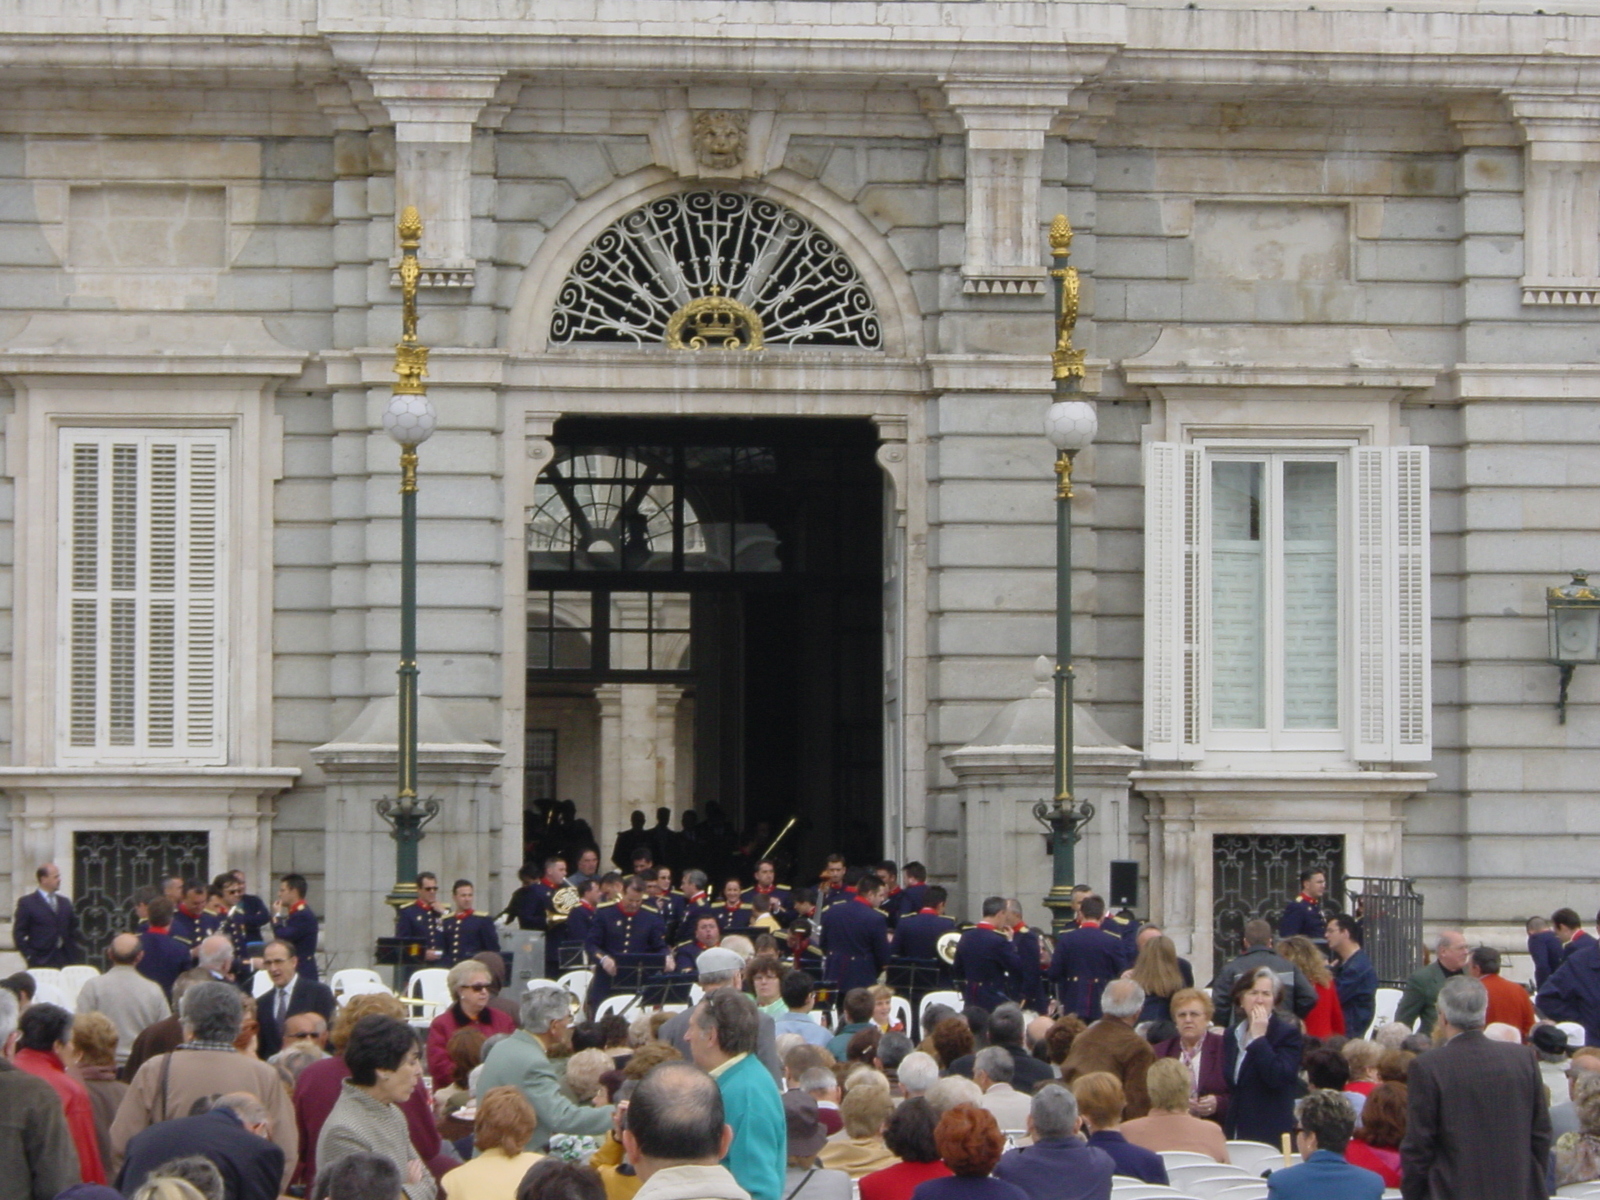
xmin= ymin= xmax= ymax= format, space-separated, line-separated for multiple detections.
xmin=57 ymin=428 xmax=229 ymax=765
xmin=1144 ymin=438 xmax=1430 ymax=765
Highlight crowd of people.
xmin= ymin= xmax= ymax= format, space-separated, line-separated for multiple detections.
xmin=4 ymin=848 xmax=1600 ymax=1200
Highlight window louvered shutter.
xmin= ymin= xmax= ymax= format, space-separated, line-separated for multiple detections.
xmin=61 ymin=431 xmax=227 ymax=762
xmin=1143 ymin=442 xmax=1204 ymax=761
xmin=1352 ymin=445 xmax=1432 ymax=763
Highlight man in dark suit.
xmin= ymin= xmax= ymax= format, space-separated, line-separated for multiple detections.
xmin=136 ymin=896 xmax=194 ymax=998
xmin=12 ymin=863 xmax=81 ymax=968
xmin=256 ymin=938 xmax=335 ymax=1060
xmin=440 ymin=879 xmax=501 ymax=967
xmin=270 ymin=873 xmax=319 ymax=980
xmin=1537 ymin=915 xmax=1600 ymax=1046
xmin=1556 ymin=907 xmax=1595 ymax=965
xmin=1529 ymin=916 xmax=1565 ymax=990
xmin=1049 ymin=895 xmax=1126 ymax=1021
xmin=953 ymin=896 xmax=1021 ymax=1010
xmin=116 ymin=1092 xmax=285 ymax=1200
xmin=1401 ymin=976 xmax=1551 ymax=1200
xmin=1328 ymin=913 xmax=1379 ymax=1038
xmin=819 ymin=873 xmax=891 ymax=996
xmin=946 ymin=1002 xmax=1057 ymax=1092
xmin=587 ymin=874 xmax=670 ymax=1013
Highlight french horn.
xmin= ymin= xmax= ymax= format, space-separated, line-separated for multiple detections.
xmin=936 ymin=930 xmax=962 ymax=965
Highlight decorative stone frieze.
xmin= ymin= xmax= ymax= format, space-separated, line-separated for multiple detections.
xmin=1508 ymin=94 xmax=1600 ymax=306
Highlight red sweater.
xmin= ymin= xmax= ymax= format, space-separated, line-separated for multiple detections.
xmin=14 ymin=1048 xmax=106 ymax=1184
xmin=426 ymin=1002 xmax=516 ymax=1089
xmin=1303 ymin=980 xmax=1346 ymax=1039
xmin=860 ymin=1159 xmax=953 ymax=1200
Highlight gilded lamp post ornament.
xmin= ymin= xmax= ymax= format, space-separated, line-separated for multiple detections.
xmin=1035 ymin=212 xmax=1099 ymax=935
xmin=378 ymin=206 xmax=441 ymax=932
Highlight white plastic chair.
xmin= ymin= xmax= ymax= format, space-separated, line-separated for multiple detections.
xmin=689 ymin=983 xmax=705 ymax=1005
xmin=1205 ymin=1185 xmax=1268 ymax=1200
xmin=251 ymin=969 xmax=274 ymax=998
xmin=1183 ymin=1175 xmax=1260 ymax=1199
xmin=404 ymin=968 xmax=451 ymax=1026
xmin=1167 ymin=1164 xmax=1252 ymax=1191
xmin=594 ymin=992 xmax=641 ymax=1022
xmin=1159 ymin=1152 xmax=1226 ymax=1171
xmin=1223 ymin=1142 xmax=1286 ymax=1177
xmin=1370 ymin=987 xmax=1406 ymax=1032
xmin=522 ymin=977 xmax=561 ymax=993
xmin=1558 ymin=1021 xmax=1588 ymax=1048
xmin=1107 ymin=1185 xmax=1193 ymax=1200
xmin=557 ymin=969 xmax=593 ymax=1008
xmin=887 ymin=995 xmax=913 ymax=1033
xmin=59 ymin=964 xmax=99 ymax=1008
xmin=334 ymin=978 xmax=392 ymax=1006
xmin=919 ymin=990 xmax=962 ymax=1029
xmin=329 ymin=968 xmax=388 ymax=998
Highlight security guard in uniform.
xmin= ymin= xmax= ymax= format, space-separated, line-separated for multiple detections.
xmin=742 ymin=859 xmax=792 ymax=925
xmin=558 ymin=877 xmax=602 ymax=969
xmin=394 ymin=871 xmax=445 ymax=966
xmin=441 ymin=879 xmax=501 ymax=967
xmin=1049 ymin=893 xmax=1125 ymax=1020
xmin=670 ymin=914 xmax=724 ymax=975
xmin=892 ymin=886 xmax=956 ymax=961
xmin=714 ymin=878 xmax=754 ymax=933
xmin=820 ymin=873 xmax=891 ymax=996
xmin=586 ymin=874 xmax=669 ymax=1013
xmin=953 ymin=897 xmax=1021 ymax=1010
xmin=1279 ymin=868 xmax=1329 ymax=947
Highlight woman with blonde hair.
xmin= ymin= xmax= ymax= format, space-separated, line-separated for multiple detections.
xmin=1119 ymin=1059 xmax=1229 ymax=1163
xmin=1276 ymin=935 xmax=1344 ymax=1037
xmin=132 ymin=1180 xmax=208 ymax=1200
xmin=69 ymin=1009 xmax=127 ymax=1170
xmin=819 ymin=1081 xmax=899 ymax=1177
xmin=1125 ymin=936 xmax=1188 ymax=1029
xmin=1556 ymin=1072 xmax=1600 ymax=1187
xmin=439 ymin=1085 xmax=543 ymax=1200
xmin=1151 ymin=989 xmax=1229 ymax=1126
xmin=1071 ymin=1073 xmax=1169 ymax=1184
xmin=566 ymin=1047 xmax=615 ymax=1104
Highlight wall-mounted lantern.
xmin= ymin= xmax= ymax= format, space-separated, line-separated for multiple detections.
xmin=1547 ymin=571 xmax=1600 ymax=724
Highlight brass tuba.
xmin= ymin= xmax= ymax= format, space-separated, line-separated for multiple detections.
xmin=547 ymin=883 xmax=580 ymax=927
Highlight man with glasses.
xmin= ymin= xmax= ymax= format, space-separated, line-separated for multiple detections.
xmin=282 ymin=1011 xmax=329 ymax=1052
xmin=255 ymin=939 xmax=334 ymax=1060
xmin=395 ymin=872 xmax=445 ymax=971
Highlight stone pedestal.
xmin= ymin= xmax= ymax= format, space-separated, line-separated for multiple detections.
xmin=310 ymin=695 xmax=503 ymax=970
xmin=944 ymin=669 xmax=1141 ymax=927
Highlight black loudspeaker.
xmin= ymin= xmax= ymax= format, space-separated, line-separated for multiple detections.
xmin=1109 ymin=860 xmax=1139 ymax=909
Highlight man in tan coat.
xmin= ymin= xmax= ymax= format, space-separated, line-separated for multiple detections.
xmin=110 ymin=981 xmax=297 ymax=1188
xmin=1060 ymin=979 xmax=1155 ymax=1120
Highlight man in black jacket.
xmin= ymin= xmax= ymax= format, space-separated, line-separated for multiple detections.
xmin=255 ymin=940 xmax=335 ymax=1060
xmin=946 ymin=1003 xmax=1057 ymax=1092
xmin=1209 ymin=918 xmax=1317 ymax=1019
xmin=117 ymin=1093 xmax=284 ymax=1200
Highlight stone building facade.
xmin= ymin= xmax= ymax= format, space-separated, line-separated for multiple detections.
xmin=0 ymin=0 xmax=1596 ymax=978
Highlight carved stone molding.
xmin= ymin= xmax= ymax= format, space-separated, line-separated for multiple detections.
xmin=1508 ymin=94 xmax=1600 ymax=307
xmin=946 ymin=84 xmax=1077 ymax=297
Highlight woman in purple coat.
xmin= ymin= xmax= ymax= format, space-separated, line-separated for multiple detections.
xmin=1153 ymin=987 xmax=1231 ymax=1128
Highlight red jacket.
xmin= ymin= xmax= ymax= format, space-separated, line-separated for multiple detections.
xmin=426 ymin=1002 xmax=516 ymax=1089
xmin=1303 ymin=980 xmax=1346 ymax=1039
xmin=292 ymin=1053 xmax=453 ymax=1189
xmin=14 ymin=1047 xmax=105 ymax=1183
xmin=1482 ymin=971 xmax=1537 ymax=1038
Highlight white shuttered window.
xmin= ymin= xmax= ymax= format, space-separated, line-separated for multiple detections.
xmin=60 ymin=430 xmax=227 ymax=762
xmin=1143 ymin=441 xmax=1430 ymax=764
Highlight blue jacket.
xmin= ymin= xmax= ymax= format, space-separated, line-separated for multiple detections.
xmin=992 ymin=1135 xmax=1116 ymax=1200
xmin=1530 ymin=929 xmax=1565 ymax=989
xmin=1015 ymin=927 xmax=1049 ymax=1013
xmin=394 ymin=902 xmax=442 ymax=952
xmin=1087 ymin=1130 xmax=1167 ymax=1185
xmin=894 ymin=912 xmax=956 ymax=962
xmin=820 ymin=899 xmax=890 ymax=994
xmin=586 ymin=903 xmax=668 ymax=992
xmin=442 ymin=912 xmax=501 ymax=966
xmin=1538 ymin=939 xmax=1600 ymax=1045
xmin=1049 ymin=926 xmax=1126 ymax=1020
xmin=1267 ymin=1149 xmax=1383 ymax=1200
xmin=1334 ymin=948 xmax=1380 ymax=1038
xmin=1222 ymin=1014 xmax=1304 ymax=1144
xmin=272 ymin=904 xmax=319 ymax=979
xmin=136 ymin=929 xmax=194 ymax=997
xmin=715 ymin=1052 xmax=787 ymax=1200
xmin=117 ymin=1105 xmax=285 ymax=1200
xmin=953 ymin=926 xmax=1020 ymax=1010
xmin=1279 ymin=896 xmax=1327 ymax=943
xmin=12 ymin=890 xmax=81 ymax=968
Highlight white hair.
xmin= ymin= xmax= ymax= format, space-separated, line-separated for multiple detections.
xmin=927 ymin=1075 xmax=983 ymax=1115
xmin=1102 ymin=978 xmax=1146 ymax=1020
xmin=896 ymin=1050 xmax=939 ymax=1096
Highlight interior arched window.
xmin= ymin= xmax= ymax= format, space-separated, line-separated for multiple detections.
xmin=549 ymin=190 xmax=882 ymax=350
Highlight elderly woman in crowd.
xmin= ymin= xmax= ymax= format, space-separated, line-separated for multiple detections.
xmin=1277 ymin=936 xmax=1344 ymax=1038
xmin=69 ymin=1009 xmax=127 ymax=1172
xmin=929 ymin=1018 xmax=975 ymax=1072
xmin=783 ymin=1087 xmax=854 ymax=1200
xmin=1120 ymin=1059 xmax=1229 ymax=1163
xmin=1153 ymin=988 xmax=1230 ymax=1126
xmin=566 ymin=1048 xmax=615 ymax=1105
xmin=1555 ymin=1072 xmax=1600 ymax=1187
xmin=316 ymin=1014 xmax=435 ymax=1200
xmin=908 ymin=1105 xmax=1027 ymax=1200
xmin=1341 ymin=1039 xmax=1383 ymax=1105
xmin=1221 ymin=967 xmax=1304 ymax=1144
xmin=1345 ymin=1081 xmax=1406 ymax=1188
xmin=819 ymin=1080 xmax=899 ymax=1177
xmin=295 ymin=991 xmax=450 ymax=1192
xmin=861 ymin=1098 xmax=952 ymax=1200
xmin=425 ymin=960 xmax=515 ymax=1090
xmin=1071 ymin=1072 xmax=1168 ymax=1185
xmin=438 ymin=1085 xmax=543 ymax=1200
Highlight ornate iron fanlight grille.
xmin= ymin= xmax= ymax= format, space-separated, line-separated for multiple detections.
xmin=550 ymin=191 xmax=882 ymax=350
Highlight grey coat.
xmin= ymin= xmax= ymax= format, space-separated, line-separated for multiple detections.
xmin=475 ymin=1029 xmax=615 ymax=1151
xmin=0 ymin=1058 xmax=80 ymax=1200
xmin=316 ymin=1080 xmax=436 ymax=1200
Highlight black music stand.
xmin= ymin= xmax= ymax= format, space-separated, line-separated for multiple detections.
xmin=376 ymin=936 xmax=430 ymax=990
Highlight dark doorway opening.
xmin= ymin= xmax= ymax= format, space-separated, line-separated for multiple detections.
xmin=525 ymin=417 xmax=884 ymax=885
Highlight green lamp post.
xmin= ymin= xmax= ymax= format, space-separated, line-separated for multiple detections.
xmin=1033 ymin=213 xmax=1099 ymax=936
xmin=377 ymin=206 xmax=441 ymax=910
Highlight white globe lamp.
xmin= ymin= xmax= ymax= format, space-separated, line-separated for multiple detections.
xmin=383 ymin=391 xmax=437 ymax=447
xmin=1044 ymin=399 xmax=1097 ymax=453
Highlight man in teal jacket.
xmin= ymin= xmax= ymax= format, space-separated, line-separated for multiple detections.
xmin=687 ymin=987 xmax=786 ymax=1200
xmin=476 ymin=984 xmax=614 ymax=1151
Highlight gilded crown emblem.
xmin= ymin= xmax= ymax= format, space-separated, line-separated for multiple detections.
xmin=665 ymin=286 xmax=764 ymax=351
